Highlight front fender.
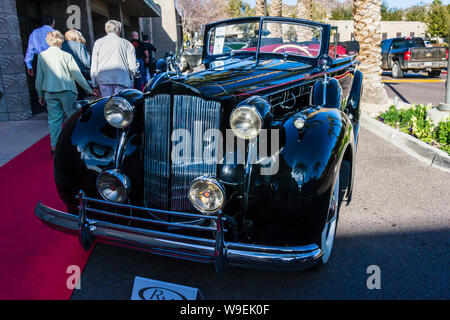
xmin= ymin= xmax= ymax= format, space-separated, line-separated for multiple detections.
xmin=246 ymin=107 xmax=354 ymax=245
xmin=54 ymin=92 xmax=144 ymax=211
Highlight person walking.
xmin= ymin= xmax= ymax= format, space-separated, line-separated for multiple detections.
xmin=24 ymin=15 xmax=55 ymax=113
xmin=129 ymin=31 xmax=149 ymax=90
xmin=62 ymin=29 xmax=91 ymax=99
xmin=91 ymin=20 xmax=139 ymax=97
xmin=35 ymin=31 xmax=95 ymax=154
xmin=142 ymin=34 xmax=157 ymax=80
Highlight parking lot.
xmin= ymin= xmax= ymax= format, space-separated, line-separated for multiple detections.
xmin=382 ymin=71 xmax=447 ymax=106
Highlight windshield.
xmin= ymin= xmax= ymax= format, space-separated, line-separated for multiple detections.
xmin=208 ymin=19 xmax=322 ymax=58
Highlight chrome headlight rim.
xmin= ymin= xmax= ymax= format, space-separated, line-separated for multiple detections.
xmin=229 ymin=105 xmax=263 ymax=140
xmin=104 ymin=96 xmax=134 ymax=129
xmin=188 ymin=176 xmax=226 ymax=214
xmin=96 ymin=169 xmax=130 ymax=204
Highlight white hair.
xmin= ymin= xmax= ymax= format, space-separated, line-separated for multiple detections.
xmin=46 ymin=30 xmax=64 ymax=47
xmin=105 ymin=20 xmax=122 ymax=34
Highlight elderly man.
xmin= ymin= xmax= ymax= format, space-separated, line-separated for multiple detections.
xmin=91 ymin=20 xmax=139 ymax=97
xmin=24 ymin=15 xmax=55 ymax=77
xmin=24 ymin=15 xmax=55 ymax=112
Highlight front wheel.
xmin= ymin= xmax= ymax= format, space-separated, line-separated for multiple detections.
xmin=318 ymin=172 xmax=340 ymax=265
xmin=427 ymin=70 xmax=441 ymax=78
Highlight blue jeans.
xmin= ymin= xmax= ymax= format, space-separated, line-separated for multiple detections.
xmin=134 ymin=58 xmax=146 ymax=90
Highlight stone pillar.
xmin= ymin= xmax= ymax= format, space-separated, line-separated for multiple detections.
xmin=0 ymin=0 xmax=31 ymax=121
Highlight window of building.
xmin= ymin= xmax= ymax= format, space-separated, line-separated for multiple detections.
xmin=410 ymin=32 xmax=415 ymax=37
xmin=396 ymin=32 xmax=402 ymax=38
xmin=382 ymin=32 xmax=387 ymax=40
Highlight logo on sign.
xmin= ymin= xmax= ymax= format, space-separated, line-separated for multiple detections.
xmin=138 ymin=287 xmax=187 ymax=300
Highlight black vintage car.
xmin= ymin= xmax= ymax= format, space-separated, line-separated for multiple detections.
xmin=36 ymin=17 xmax=363 ymax=273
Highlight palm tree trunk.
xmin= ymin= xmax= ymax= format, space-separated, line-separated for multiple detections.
xmin=256 ymin=0 xmax=266 ymax=16
xmin=297 ymin=0 xmax=312 ymax=20
xmin=271 ymin=0 xmax=283 ymax=37
xmin=272 ymin=0 xmax=282 ymax=17
xmin=353 ymin=0 xmax=388 ymax=105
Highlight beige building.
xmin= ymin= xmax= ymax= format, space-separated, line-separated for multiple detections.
xmin=328 ymin=20 xmax=427 ymax=42
xmin=140 ymin=0 xmax=183 ymax=59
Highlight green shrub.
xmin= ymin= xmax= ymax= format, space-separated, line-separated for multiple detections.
xmin=376 ymin=104 xmax=450 ymax=155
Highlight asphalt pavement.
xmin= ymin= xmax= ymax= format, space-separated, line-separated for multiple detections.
xmin=71 ymin=127 xmax=450 ymax=300
xmin=382 ymin=71 xmax=447 ymax=106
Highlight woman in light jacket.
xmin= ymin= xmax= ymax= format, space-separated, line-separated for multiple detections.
xmin=36 ymin=30 xmax=96 ymax=153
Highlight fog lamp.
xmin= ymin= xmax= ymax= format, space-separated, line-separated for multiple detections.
xmin=96 ymin=170 xmax=130 ymax=203
xmin=104 ymin=97 xmax=134 ymax=128
xmin=188 ymin=176 xmax=225 ymax=214
xmin=294 ymin=116 xmax=306 ymax=130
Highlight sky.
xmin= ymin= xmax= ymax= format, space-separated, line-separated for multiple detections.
xmin=243 ymin=0 xmax=450 ymax=10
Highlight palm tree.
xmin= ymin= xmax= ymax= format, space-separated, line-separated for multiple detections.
xmin=256 ymin=0 xmax=266 ymax=16
xmin=271 ymin=0 xmax=283 ymax=37
xmin=297 ymin=0 xmax=312 ymax=20
xmin=272 ymin=0 xmax=283 ymax=17
xmin=353 ymin=0 xmax=388 ymax=105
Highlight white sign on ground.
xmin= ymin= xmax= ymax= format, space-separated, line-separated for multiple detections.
xmin=131 ymin=276 xmax=203 ymax=300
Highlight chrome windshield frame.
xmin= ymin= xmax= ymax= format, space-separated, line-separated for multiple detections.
xmin=202 ymin=16 xmax=331 ymax=66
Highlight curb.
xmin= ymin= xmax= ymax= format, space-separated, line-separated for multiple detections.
xmin=360 ymin=113 xmax=450 ymax=173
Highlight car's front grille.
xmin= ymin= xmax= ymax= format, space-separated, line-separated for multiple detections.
xmin=144 ymin=94 xmax=221 ymax=212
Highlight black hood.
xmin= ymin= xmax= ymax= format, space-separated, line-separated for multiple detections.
xmin=172 ymin=57 xmax=316 ymax=101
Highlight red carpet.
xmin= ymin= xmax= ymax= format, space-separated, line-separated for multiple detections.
xmin=0 ymin=135 xmax=92 ymax=299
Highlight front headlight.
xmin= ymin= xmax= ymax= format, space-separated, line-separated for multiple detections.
xmin=230 ymin=106 xmax=262 ymax=139
xmin=96 ymin=170 xmax=130 ymax=203
xmin=189 ymin=176 xmax=225 ymax=214
xmin=104 ymin=97 xmax=134 ymax=128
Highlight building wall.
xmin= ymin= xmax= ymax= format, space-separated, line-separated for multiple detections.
xmin=147 ymin=0 xmax=181 ymax=59
xmin=0 ymin=0 xmax=162 ymax=121
xmin=0 ymin=0 xmax=31 ymax=121
xmin=328 ymin=20 xmax=427 ymax=42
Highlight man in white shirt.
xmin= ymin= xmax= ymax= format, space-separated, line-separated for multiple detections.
xmin=90 ymin=20 xmax=139 ymax=97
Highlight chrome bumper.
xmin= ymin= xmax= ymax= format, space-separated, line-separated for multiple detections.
xmin=35 ymin=198 xmax=322 ymax=272
xmin=404 ymin=61 xmax=448 ymax=69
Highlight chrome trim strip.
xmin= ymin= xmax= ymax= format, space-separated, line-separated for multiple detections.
xmin=83 ymin=206 xmax=224 ymax=232
xmin=36 ymin=201 xmax=322 ymax=271
xmin=75 ymin=195 xmax=224 ymax=221
xmin=114 ymin=130 xmax=128 ymax=169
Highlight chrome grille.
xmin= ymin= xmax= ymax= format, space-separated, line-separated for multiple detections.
xmin=144 ymin=94 xmax=171 ymax=209
xmin=144 ymin=95 xmax=221 ymax=212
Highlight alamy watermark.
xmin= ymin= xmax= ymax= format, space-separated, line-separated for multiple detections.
xmin=366 ymin=265 xmax=381 ymax=290
xmin=66 ymin=5 xmax=81 ymax=30
xmin=170 ymin=123 xmax=281 ymax=175
xmin=66 ymin=265 xmax=81 ymax=290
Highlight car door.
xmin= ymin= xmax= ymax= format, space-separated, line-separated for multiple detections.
xmin=380 ymin=40 xmax=391 ymax=69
